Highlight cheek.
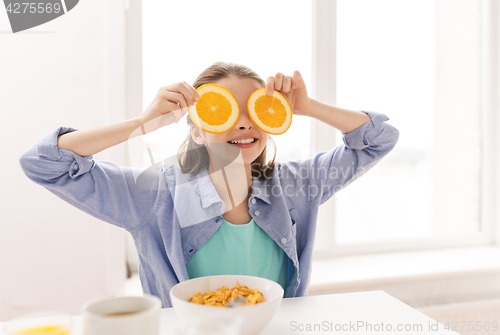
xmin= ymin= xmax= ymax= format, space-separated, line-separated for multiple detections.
xmin=205 ymin=134 xmax=225 ymax=144
xmin=205 ymin=134 xmax=215 ymax=142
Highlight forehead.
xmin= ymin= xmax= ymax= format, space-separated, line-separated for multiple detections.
xmin=212 ymin=76 xmax=263 ymax=101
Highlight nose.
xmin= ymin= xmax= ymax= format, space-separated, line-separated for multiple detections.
xmin=234 ymin=110 xmax=253 ymax=130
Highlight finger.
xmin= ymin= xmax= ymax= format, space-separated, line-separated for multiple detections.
xmin=266 ymin=76 xmax=275 ymax=96
xmin=180 ymin=82 xmax=199 ymax=105
xmin=292 ymin=70 xmax=302 ymax=89
xmin=282 ymin=76 xmax=292 ymax=92
xmin=183 ymin=81 xmax=201 ymax=102
xmin=163 ymin=91 xmax=189 ymax=111
xmin=164 ymin=100 xmax=184 ymax=113
xmin=163 ymin=82 xmax=197 ymax=106
xmin=274 ymin=72 xmax=284 ymax=91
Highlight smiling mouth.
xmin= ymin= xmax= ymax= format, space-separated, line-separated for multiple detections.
xmin=227 ymin=138 xmax=257 ymax=145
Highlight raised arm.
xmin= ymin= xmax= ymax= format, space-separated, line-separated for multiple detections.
xmin=57 ymin=117 xmax=143 ymax=157
xmin=281 ymin=107 xmax=399 ymax=205
xmin=305 ymin=99 xmax=372 ymax=134
xmin=57 ymin=82 xmax=200 ymax=157
xmin=19 ymin=125 xmax=167 ymax=231
xmin=266 ymin=70 xmax=399 ymax=205
xmin=19 ymin=82 xmax=200 ymax=230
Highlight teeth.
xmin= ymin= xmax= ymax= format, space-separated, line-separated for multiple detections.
xmin=229 ymin=138 xmax=256 ymax=144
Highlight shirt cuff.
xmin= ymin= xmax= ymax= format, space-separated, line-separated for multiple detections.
xmin=342 ymin=111 xmax=390 ymax=150
xmin=35 ymin=126 xmax=95 ymax=178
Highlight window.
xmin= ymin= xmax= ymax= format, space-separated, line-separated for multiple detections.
xmin=314 ymin=0 xmax=494 ymax=257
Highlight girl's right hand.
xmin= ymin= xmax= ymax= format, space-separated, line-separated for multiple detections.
xmin=139 ymin=82 xmax=200 ymax=133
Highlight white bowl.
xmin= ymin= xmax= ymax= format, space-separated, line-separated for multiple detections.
xmin=170 ymin=275 xmax=284 ymax=335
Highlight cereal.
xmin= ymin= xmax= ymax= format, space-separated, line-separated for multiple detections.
xmin=188 ymin=282 xmax=265 ymax=306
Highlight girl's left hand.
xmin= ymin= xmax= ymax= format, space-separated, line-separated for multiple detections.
xmin=266 ymin=70 xmax=310 ymax=115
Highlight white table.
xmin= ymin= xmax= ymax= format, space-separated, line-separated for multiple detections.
xmin=2 ymin=291 xmax=459 ymax=334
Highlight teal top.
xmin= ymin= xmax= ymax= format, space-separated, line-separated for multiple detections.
xmin=186 ymin=218 xmax=289 ymax=292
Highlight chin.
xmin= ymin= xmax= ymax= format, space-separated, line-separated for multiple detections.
xmin=240 ymin=153 xmax=259 ymax=165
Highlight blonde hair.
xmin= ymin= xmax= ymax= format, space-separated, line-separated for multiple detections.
xmin=177 ymin=61 xmax=276 ymax=181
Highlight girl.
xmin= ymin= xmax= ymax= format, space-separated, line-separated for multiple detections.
xmin=19 ymin=62 xmax=399 ymax=308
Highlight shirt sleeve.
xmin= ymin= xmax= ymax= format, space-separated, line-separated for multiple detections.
xmin=18 ymin=126 xmax=167 ymax=231
xmin=279 ymin=111 xmax=399 ymax=205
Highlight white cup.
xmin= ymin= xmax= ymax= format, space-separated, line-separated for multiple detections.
xmin=81 ymin=295 xmax=162 ymax=335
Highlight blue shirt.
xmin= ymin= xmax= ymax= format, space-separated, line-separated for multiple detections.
xmin=185 ymin=218 xmax=289 ymax=292
xmin=18 ymin=110 xmax=399 ymax=308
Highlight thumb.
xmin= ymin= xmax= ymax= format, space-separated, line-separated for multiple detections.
xmin=292 ymin=70 xmax=303 ymax=89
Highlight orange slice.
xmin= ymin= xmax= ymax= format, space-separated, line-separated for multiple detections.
xmin=247 ymin=88 xmax=292 ymax=135
xmin=188 ymin=84 xmax=240 ymax=134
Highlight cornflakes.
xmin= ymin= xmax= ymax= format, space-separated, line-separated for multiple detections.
xmin=188 ymin=282 xmax=265 ymax=306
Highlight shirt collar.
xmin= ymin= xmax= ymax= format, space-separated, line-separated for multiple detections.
xmin=250 ymin=174 xmax=272 ymax=205
xmin=196 ymin=168 xmax=223 ymax=209
xmin=163 ymin=164 xmax=225 ymax=228
xmin=195 ymin=167 xmax=272 ymax=208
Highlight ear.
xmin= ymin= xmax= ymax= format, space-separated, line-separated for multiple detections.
xmin=190 ymin=125 xmax=205 ymax=145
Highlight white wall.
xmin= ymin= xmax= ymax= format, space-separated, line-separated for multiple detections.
xmin=0 ymin=0 xmax=128 ymax=321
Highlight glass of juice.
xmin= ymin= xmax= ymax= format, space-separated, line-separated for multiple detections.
xmin=3 ymin=311 xmax=71 ymax=335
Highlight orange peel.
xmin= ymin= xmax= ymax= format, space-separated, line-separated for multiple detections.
xmin=247 ymin=88 xmax=292 ymax=135
xmin=188 ymin=84 xmax=240 ymax=134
